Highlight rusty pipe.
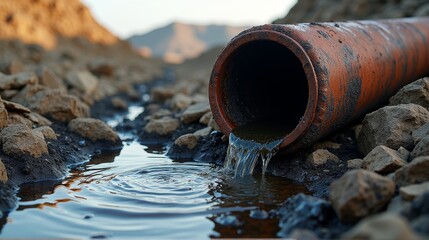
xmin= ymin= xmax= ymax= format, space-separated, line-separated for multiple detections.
xmin=209 ymin=17 xmax=429 ymax=153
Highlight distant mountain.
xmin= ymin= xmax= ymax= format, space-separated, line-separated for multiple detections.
xmin=127 ymin=22 xmax=248 ymax=63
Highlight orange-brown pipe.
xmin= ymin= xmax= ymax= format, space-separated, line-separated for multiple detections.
xmin=209 ymin=17 xmax=429 ymax=153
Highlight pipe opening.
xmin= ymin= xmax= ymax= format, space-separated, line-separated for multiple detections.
xmin=222 ymin=40 xmax=309 ymax=134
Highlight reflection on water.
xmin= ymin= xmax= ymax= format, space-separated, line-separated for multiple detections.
xmin=0 ymin=125 xmax=308 ymax=238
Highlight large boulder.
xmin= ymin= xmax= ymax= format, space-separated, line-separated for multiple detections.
xmin=329 ymin=169 xmax=395 ymax=222
xmin=389 ymin=77 xmax=429 ymax=109
xmin=68 ymin=118 xmax=121 ymax=144
xmin=358 ymin=104 xmax=429 ymax=155
xmin=0 ymin=124 xmax=48 ymax=158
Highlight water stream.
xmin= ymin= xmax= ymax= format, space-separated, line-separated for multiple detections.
xmin=0 ymin=102 xmax=307 ymax=239
xmin=225 ymin=122 xmax=289 ymax=177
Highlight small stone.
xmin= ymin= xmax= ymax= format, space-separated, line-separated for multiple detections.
xmin=289 ymin=229 xmax=320 ymax=240
xmin=151 ymin=87 xmax=174 ymax=102
xmin=144 ymin=116 xmax=180 ymax=136
xmin=400 ymin=182 xmax=429 ymax=201
xmin=249 ymin=209 xmax=268 ymax=219
xmin=389 ymin=77 xmax=429 ymax=109
xmin=174 ymin=134 xmax=200 ymax=150
xmin=0 ymin=124 xmax=48 ymax=158
xmin=410 ymin=135 xmax=429 ymax=159
xmin=170 ymin=93 xmax=192 ymax=111
xmin=0 ymin=59 xmax=23 ymax=74
xmin=7 ymin=113 xmax=33 ymax=128
xmin=313 ymin=141 xmax=341 ymax=150
xmin=36 ymin=67 xmax=64 ymax=89
xmin=208 ymin=117 xmax=220 ymax=131
xmin=412 ymin=122 xmax=429 ymax=145
xmin=181 ymin=101 xmax=211 ymax=124
xmin=88 ymin=59 xmax=115 ymax=77
xmin=341 ymin=213 xmax=420 ymax=240
xmin=358 ymin=104 xmax=429 ymax=155
xmin=0 ymin=159 xmax=8 ymax=183
xmin=111 ymin=97 xmax=128 ymax=110
xmin=12 ymin=89 xmax=90 ymax=122
xmin=329 ymin=169 xmax=395 ymax=222
xmin=306 ymin=149 xmax=340 ymax=167
xmin=193 ymin=127 xmax=212 ymax=137
xmin=199 ymin=111 xmax=212 ymax=125
xmin=0 ymin=89 xmax=19 ymax=99
xmin=32 ymin=126 xmax=57 ymax=140
xmin=0 ymin=72 xmax=38 ymax=90
xmin=2 ymin=100 xmax=31 ymax=113
xmin=347 ymin=159 xmax=364 ymax=169
xmin=68 ymin=118 xmax=121 ymax=143
xmin=24 ymin=112 xmax=52 ymax=126
xmin=66 ymin=70 xmax=99 ymax=95
xmin=398 ymin=147 xmax=411 ymax=162
xmin=352 ymin=124 xmax=362 ymax=140
xmin=363 ymin=145 xmax=407 ymax=173
xmin=0 ymin=98 xmax=8 ymax=129
xmin=395 ymin=156 xmax=429 ymax=186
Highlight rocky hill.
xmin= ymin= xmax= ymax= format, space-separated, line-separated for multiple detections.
xmin=0 ymin=0 xmax=118 ymax=49
xmin=127 ymin=22 xmax=247 ymax=63
xmin=274 ymin=0 xmax=429 ymax=23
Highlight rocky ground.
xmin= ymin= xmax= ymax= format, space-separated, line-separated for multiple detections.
xmin=0 ymin=0 xmax=429 ymax=239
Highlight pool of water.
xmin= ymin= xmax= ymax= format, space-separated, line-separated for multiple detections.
xmin=0 ymin=106 xmax=308 ymax=239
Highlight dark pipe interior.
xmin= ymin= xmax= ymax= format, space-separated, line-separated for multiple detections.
xmin=222 ymin=40 xmax=308 ymax=133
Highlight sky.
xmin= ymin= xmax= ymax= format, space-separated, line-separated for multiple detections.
xmin=81 ymin=0 xmax=297 ymax=39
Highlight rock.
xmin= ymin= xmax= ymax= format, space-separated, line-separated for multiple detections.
xmin=144 ymin=116 xmax=180 ymax=136
xmin=288 ymin=229 xmax=320 ymax=240
xmin=398 ymin=147 xmax=411 ymax=162
xmin=400 ymin=182 xmax=429 ymax=201
xmin=65 ymin=70 xmax=99 ymax=95
xmin=329 ymin=169 xmax=395 ymax=222
xmin=2 ymin=100 xmax=31 ymax=113
xmin=0 ymin=124 xmax=48 ymax=158
xmin=415 ymin=3 xmax=429 ymax=16
xmin=411 ymin=216 xmax=429 ymax=236
xmin=410 ymin=135 xmax=429 ymax=159
xmin=13 ymin=89 xmax=90 ymax=122
xmin=174 ymin=134 xmax=200 ymax=150
xmin=170 ymin=93 xmax=192 ymax=111
xmin=395 ymin=156 xmax=429 ymax=187
xmin=0 ymin=89 xmax=19 ymax=100
xmin=199 ymin=111 xmax=212 ymax=125
xmin=151 ymin=87 xmax=174 ymax=102
xmin=387 ymin=196 xmax=407 ymax=214
xmin=32 ymin=126 xmax=57 ymax=140
xmin=306 ymin=149 xmax=340 ymax=166
xmin=24 ymin=112 xmax=52 ymax=126
xmin=88 ymin=59 xmax=115 ymax=77
xmin=181 ymin=101 xmax=211 ymax=124
xmin=363 ymin=145 xmax=407 ymax=174
xmin=208 ymin=117 xmax=220 ymax=131
xmin=277 ymin=193 xmax=349 ymax=239
xmin=400 ymin=192 xmax=429 ymax=223
xmin=0 ymin=59 xmax=23 ymax=74
xmin=412 ymin=122 xmax=429 ymax=145
xmin=347 ymin=159 xmax=364 ymax=169
xmin=313 ymin=141 xmax=341 ymax=150
xmin=341 ymin=213 xmax=421 ymax=240
xmin=36 ymin=67 xmax=64 ymax=89
xmin=0 ymin=72 xmax=38 ymax=90
xmin=68 ymin=118 xmax=121 ymax=143
xmin=0 ymin=98 xmax=8 ymax=129
xmin=358 ymin=104 xmax=429 ymax=155
xmin=111 ymin=97 xmax=128 ymax=110
xmin=389 ymin=77 xmax=429 ymax=109
xmin=194 ymin=127 xmax=212 ymax=137
xmin=7 ymin=113 xmax=33 ymax=128
xmin=0 ymin=159 xmax=8 ymax=183
xmin=352 ymin=124 xmax=362 ymax=140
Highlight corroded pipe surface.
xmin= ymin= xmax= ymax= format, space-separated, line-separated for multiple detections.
xmin=209 ymin=17 xmax=429 ymax=153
